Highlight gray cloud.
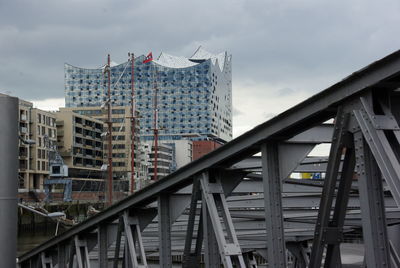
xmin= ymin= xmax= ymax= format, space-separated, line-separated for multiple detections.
xmin=276 ymin=87 xmax=296 ymax=97
xmin=264 ymin=113 xmax=276 ymax=120
xmin=233 ymin=107 xmax=243 ymax=116
xmin=1 ymin=0 xmax=400 ymax=103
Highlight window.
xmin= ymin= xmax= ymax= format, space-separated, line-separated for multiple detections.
xmin=112 ymin=109 xmax=125 ymax=114
xmin=19 ymin=176 xmax=25 ymax=189
xmin=112 ymin=153 xmax=126 ymax=158
xmin=112 ymin=118 xmax=124 ymax=123
xmin=112 ymin=144 xmax=125 ymax=149
xmin=112 ymin=126 xmax=125 ymax=132
xmin=112 ymin=162 xmax=126 ymax=167
xmin=37 ymin=161 xmax=40 ymax=170
xmin=112 ymin=135 xmax=125 ymax=141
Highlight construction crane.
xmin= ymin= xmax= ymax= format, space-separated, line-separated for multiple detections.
xmin=43 ymin=134 xmax=72 ymax=202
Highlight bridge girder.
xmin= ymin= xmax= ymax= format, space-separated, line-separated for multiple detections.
xmin=17 ymin=50 xmax=400 ymax=267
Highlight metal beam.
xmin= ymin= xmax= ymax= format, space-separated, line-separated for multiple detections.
xmin=324 ymin=133 xmax=355 ymax=267
xmin=113 ymin=218 xmax=123 ymax=268
xmin=57 ymin=243 xmax=66 ymax=268
xmin=309 ymin=109 xmax=349 ymax=267
xmin=287 ymin=242 xmax=308 ymax=268
xmin=354 ymin=97 xmax=400 ymax=206
xmin=98 ymin=223 xmax=109 ymax=268
xmin=200 ymin=172 xmax=246 ymax=267
xmin=122 ymin=211 xmax=148 ymax=267
xmin=182 ymin=178 xmax=202 ymax=268
xmin=158 ymin=194 xmax=172 ymax=267
xmin=75 ymin=236 xmax=91 ymax=268
xmin=261 ymin=142 xmax=287 ymax=267
xmin=287 ymin=124 xmax=334 ymax=143
xmin=278 ymin=143 xmax=315 ymax=180
xmin=40 ymin=252 xmax=53 ymax=268
xmin=354 ymin=131 xmax=391 ymax=267
xmin=203 ymin=198 xmax=220 ymax=268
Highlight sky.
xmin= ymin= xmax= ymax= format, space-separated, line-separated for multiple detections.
xmin=1 ymin=0 xmax=400 ymax=138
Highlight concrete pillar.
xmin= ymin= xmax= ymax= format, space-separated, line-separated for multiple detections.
xmin=0 ymin=96 xmax=19 ymax=267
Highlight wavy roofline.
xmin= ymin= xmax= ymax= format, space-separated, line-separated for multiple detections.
xmin=65 ymin=47 xmax=230 ymax=71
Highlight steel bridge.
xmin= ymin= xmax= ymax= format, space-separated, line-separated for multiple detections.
xmin=13 ymin=49 xmax=400 ymax=267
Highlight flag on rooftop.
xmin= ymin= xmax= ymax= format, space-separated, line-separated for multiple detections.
xmin=143 ymin=52 xmax=153 ymax=64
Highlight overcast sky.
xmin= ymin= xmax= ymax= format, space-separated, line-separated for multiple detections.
xmin=1 ymin=0 xmax=400 ymax=137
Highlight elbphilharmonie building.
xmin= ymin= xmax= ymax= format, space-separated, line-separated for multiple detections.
xmin=64 ymin=47 xmax=232 ymax=143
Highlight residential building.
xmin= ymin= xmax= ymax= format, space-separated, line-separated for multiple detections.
xmin=17 ymin=98 xmax=34 ymax=190
xmin=0 ymin=93 xmax=58 ymax=196
xmin=162 ymin=139 xmax=193 ymax=171
xmin=60 ymin=106 xmax=144 ymax=183
xmin=136 ymin=143 xmax=151 ymax=189
xmin=55 ymin=109 xmax=104 ymax=179
xmin=29 ymin=108 xmax=57 ymax=191
xmin=146 ymin=142 xmax=173 ymax=181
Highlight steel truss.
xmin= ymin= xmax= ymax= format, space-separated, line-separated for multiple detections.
xmin=17 ymin=50 xmax=400 ymax=267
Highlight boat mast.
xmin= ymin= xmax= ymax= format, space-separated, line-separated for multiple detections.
xmin=130 ymin=53 xmax=136 ymax=192
xmin=106 ymin=54 xmax=113 ymax=205
xmin=153 ymin=65 xmax=159 ymax=181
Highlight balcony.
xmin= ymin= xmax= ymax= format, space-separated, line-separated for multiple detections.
xmin=83 ymin=154 xmax=94 ymax=160
xmin=74 ymin=143 xmax=83 ymax=148
xmin=56 ymin=141 xmax=64 ymax=147
xmin=95 ymin=143 xmax=102 ymax=150
xmin=19 ymin=160 xmax=28 ymax=171
xmin=20 ymin=127 xmax=28 ymax=134
xmin=74 ymin=118 xmax=83 ymax=125
xmin=60 ymin=150 xmax=72 ymax=157
xmin=20 ymin=114 xmax=27 ymax=121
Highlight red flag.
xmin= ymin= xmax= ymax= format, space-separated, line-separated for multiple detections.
xmin=143 ymin=52 xmax=153 ymax=63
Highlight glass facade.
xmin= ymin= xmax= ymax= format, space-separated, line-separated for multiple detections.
xmin=65 ymin=48 xmax=232 ymax=143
